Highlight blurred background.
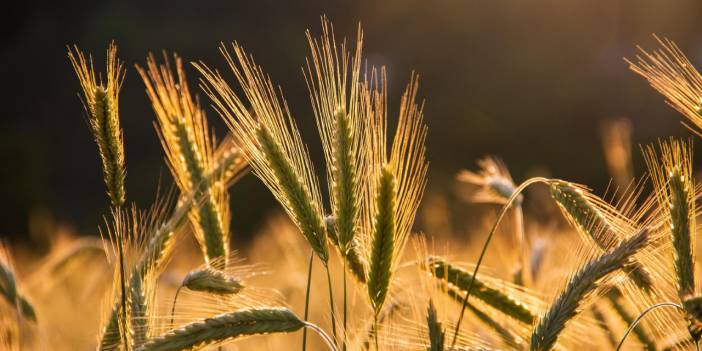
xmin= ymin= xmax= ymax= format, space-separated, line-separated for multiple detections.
xmin=2 ymin=0 xmax=702 ymax=245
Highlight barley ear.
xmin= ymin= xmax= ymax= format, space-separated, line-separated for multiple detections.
xmin=367 ymin=166 xmax=396 ymax=313
xmin=68 ymin=43 xmax=126 ymax=207
xmin=530 ymin=228 xmax=650 ymax=351
xmin=427 ymin=299 xmax=445 ymax=351
xmin=627 ymin=36 xmax=702 ymax=134
xmin=135 ymin=308 xmax=305 ymax=351
xmin=325 ymin=215 xmax=366 ymax=283
xmin=182 ymin=267 xmax=243 ymax=294
xmin=643 ymin=139 xmax=695 ymax=297
xmin=549 ymin=180 xmax=653 ymax=292
xmin=427 ymin=257 xmax=534 ymax=324
xmin=256 ymin=126 xmax=329 ymax=262
xmin=137 ymin=53 xmax=229 ymax=267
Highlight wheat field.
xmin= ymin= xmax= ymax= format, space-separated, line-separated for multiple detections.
xmin=5 ymin=15 xmax=702 ymax=351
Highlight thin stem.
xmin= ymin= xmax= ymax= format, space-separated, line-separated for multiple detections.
xmin=451 ymin=177 xmax=550 ymax=347
xmin=374 ymin=313 xmax=379 ymax=351
xmin=343 ymin=259 xmax=347 ymax=351
xmin=116 ymin=229 xmax=130 ymax=351
xmin=302 ymin=251 xmax=314 ymax=351
xmin=615 ymin=302 xmax=683 ymax=351
xmin=325 ymin=263 xmax=338 ymax=345
xmin=514 ymin=204 xmax=527 ymax=285
xmin=169 ymin=285 xmax=184 ymax=328
xmin=305 ymin=322 xmax=340 ymax=351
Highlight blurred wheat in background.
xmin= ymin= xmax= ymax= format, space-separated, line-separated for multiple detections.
xmin=7 ymin=9 xmax=702 ymax=351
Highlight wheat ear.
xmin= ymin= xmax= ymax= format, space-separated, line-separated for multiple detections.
xmin=67 ymin=43 xmax=126 ymax=208
xmin=643 ymin=139 xmax=695 ymax=297
xmin=627 ymin=36 xmax=702 ymax=133
xmin=549 ymin=180 xmax=653 ymax=292
xmin=304 ymin=17 xmax=365 ymax=262
xmin=135 ymin=308 xmax=305 ymax=351
xmin=196 ymin=43 xmax=328 ymax=263
xmin=428 ymin=257 xmax=534 ymax=324
xmin=137 ymin=53 xmax=230 ymax=268
xmin=182 ymin=267 xmax=243 ymax=294
xmin=367 ymin=166 xmax=397 ymax=313
xmin=530 ymin=227 xmax=650 ymax=351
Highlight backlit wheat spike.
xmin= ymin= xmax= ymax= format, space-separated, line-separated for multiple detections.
xmin=304 ymin=17 xmax=365 ymax=257
xmin=549 ymin=180 xmax=653 ymax=292
xmin=427 ymin=300 xmax=445 ymax=351
xmin=196 ymin=44 xmax=328 ymax=263
xmin=530 ymin=228 xmax=650 ymax=351
xmin=137 ymin=53 xmax=230 ymax=268
xmin=68 ymin=42 xmax=126 ymax=208
xmin=135 ymin=308 xmax=305 ymax=351
xmin=368 ymin=166 xmax=397 ymax=313
xmin=643 ymin=139 xmax=695 ymax=297
xmin=627 ymin=36 xmax=702 ymax=133
xmin=362 ymin=72 xmax=429 ymax=313
xmin=182 ymin=267 xmax=243 ymax=295
xmin=0 ymin=244 xmax=36 ymax=322
xmin=427 ymin=257 xmax=535 ymax=324
xmin=457 ymin=156 xmax=522 ymax=206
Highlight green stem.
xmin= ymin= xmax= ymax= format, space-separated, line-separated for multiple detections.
xmin=325 ymin=263 xmax=338 ymax=345
xmin=304 ymin=322 xmax=340 ymax=351
xmin=615 ymin=302 xmax=683 ymax=351
xmin=451 ymin=177 xmax=550 ymax=347
xmin=302 ymin=251 xmax=314 ymax=351
xmin=116 ymin=227 xmax=129 ymax=350
xmin=343 ymin=260 xmax=347 ymax=351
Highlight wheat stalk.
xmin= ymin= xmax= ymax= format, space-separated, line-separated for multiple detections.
xmin=137 ymin=53 xmax=231 ymax=268
xmin=135 ymin=308 xmax=305 ymax=351
xmin=67 ymin=43 xmax=126 ymax=208
xmin=530 ymin=227 xmax=650 ymax=351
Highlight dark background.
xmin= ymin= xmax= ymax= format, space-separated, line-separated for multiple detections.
xmin=3 ymin=1 xmax=702 ymax=243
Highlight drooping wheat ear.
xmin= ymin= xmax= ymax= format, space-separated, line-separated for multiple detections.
xmin=643 ymin=138 xmax=695 ymax=297
xmin=0 ymin=244 xmax=36 ymax=322
xmin=137 ymin=53 xmax=230 ymax=268
xmin=456 ymin=156 xmax=522 ymax=206
xmin=549 ymin=180 xmax=653 ymax=292
xmin=196 ymin=44 xmax=328 ymax=263
xmin=182 ymin=267 xmax=243 ymax=294
xmin=304 ymin=17 xmax=365 ymax=257
xmin=530 ymin=227 xmax=650 ymax=351
xmin=362 ymin=72 xmax=428 ymax=313
xmin=446 ymin=287 xmax=519 ymax=348
xmin=427 ymin=300 xmax=445 ymax=351
xmin=367 ymin=166 xmax=397 ymax=313
xmin=68 ymin=43 xmax=126 ymax=208
xmin=135 ymin=307 xmax=305 ymax=351
xmin=325 ymin=216 xmax=366 ymax=283
xmin=427 ymin=257 xmax=534 ymax=324
xmin=627 ymin=36 xmax=702 ymax=133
